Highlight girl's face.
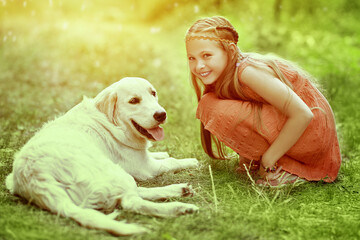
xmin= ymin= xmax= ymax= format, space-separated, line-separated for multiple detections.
xmin=186 ymin=38 xmax=228 ymax=85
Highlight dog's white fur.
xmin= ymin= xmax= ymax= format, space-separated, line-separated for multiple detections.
xmin=6 ymin=77 xmax=199 ymax=235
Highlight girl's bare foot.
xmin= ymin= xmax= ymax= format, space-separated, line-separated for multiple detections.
xmin=256 ymin=170 xmax=305 ymax=187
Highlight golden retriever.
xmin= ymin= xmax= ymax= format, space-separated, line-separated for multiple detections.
xmin=6 ymin=77 xmax=199 ymax=235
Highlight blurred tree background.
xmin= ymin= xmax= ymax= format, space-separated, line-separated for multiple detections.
xmin=1 ymin=0 xmax=359 ymax=154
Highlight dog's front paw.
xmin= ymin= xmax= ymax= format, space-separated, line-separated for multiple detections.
xmin=165 ymin=183 xmax=195 ymax=197
xmin=181 ymin=184 xmax=195 ymax=197
xmin=180 ymin=158 xmax=199 ymax=169
xmin=175 ymin=203 xmax=199 ymax=216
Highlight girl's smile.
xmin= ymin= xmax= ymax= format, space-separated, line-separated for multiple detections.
xmin=200 ymin=71 xmax=211 ymax=78
xmin=186 ymin=38 xmax=228 ymax=85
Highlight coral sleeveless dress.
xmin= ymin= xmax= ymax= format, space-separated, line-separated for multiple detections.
xmin=196 ymin=57 xmax=341 ymax=182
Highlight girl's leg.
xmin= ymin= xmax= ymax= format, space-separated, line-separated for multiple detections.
xmin=197 ymin=94 xmax=307 ymax=185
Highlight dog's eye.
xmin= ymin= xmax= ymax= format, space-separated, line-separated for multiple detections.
xmin=151 ymin=91 xmax=156 ymax=97
xmin=129 ymin=97 xmax=140 ymax=104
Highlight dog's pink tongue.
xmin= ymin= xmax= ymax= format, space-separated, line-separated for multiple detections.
xmin=147 ymin=126 xmax=164 ymax=141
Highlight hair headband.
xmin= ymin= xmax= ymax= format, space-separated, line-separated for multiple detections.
xmin=186 ymin=35 xmax=237 ymax=44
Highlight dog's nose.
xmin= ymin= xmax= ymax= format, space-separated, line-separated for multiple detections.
xmin=153 ymin=111 xmax=167 ymax=122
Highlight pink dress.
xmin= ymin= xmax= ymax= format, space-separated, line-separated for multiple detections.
xmin=196 ymin=57 xmax=341 ymax=182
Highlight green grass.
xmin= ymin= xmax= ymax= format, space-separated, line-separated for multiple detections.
xmin=1 ymin=1 xmax=360 ymax=240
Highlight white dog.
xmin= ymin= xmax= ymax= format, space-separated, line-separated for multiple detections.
xmin=6 ymin=77 xmax=199 ymax=235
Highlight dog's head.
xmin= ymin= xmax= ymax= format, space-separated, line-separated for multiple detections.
xmin=94 ymin=77 xmax=166 ymax=141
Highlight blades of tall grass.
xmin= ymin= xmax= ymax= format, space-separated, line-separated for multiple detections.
xmin=208 ymin=165 xmax=218 ymax=213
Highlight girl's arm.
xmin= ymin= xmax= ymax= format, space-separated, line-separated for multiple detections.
xmin=240 ymin=64 xmax=313 ymax=176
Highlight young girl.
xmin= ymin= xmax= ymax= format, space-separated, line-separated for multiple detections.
xmin=185 ymin=16 xmax=341 ymax=186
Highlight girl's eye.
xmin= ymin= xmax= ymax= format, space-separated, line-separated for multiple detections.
xmin=129 ymin=97 xmax=140 ymax=104
xmin=188 ymin=56 xmax=195 ymax=61
xmin=203 ymin=54 xmax=211 ymax=58
xmin=151 ymin=91 xmax=156 ymax=97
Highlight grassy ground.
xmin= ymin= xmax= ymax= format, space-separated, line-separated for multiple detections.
xmin=1 ymin=1 xmax=360 ymax=240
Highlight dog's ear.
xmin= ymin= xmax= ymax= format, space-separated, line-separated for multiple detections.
xmin=94 ymin=89 xmax=119 ymax=125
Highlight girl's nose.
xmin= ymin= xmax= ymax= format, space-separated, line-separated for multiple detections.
xmin=196 ymin=61 xmax=205 ymax=71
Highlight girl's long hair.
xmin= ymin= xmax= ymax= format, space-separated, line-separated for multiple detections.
xmin=186 ymin=16 xmax=318 ymax=159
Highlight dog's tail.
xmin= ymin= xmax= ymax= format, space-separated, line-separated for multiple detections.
xmin=58 ymin=201 xmax=148 ymax=236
